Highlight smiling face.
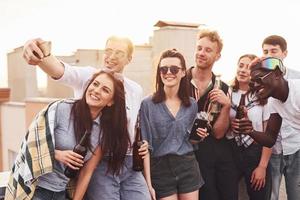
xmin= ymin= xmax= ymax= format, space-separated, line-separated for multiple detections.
xmin=194 ymin=37 xmax=221 ymax=70
xmin=236 ymin=56 xmax=251 ymax=84
xmin=159 ymin=57 xmax=186 ymax=88
xmin=103 ymin=39 xmax=132 ymax=73
xmin=250 ymin=68 xmax=274 ymax=100
xmin=85 ymin=73 xmax=115 ymax=114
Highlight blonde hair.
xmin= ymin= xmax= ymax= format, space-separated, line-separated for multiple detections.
xmin=197 ymin=29 xmax=223 ymax=53
xmin=106 ymin=36 xmax=134 ymax=57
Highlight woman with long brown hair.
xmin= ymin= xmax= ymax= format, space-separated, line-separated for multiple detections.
xmin=32 ymin=70 xmax=135 ymax=200
xmin=228 ymin=54 xmax=272 ymax=200
xmin=71 ymin=70 xmax=150 ymax=200
xmin=140 ymin=49 xmax=205 ymax=200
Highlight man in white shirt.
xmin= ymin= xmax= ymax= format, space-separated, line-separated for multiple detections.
xmin=23 ymin=36 xmax=151 ymax=200
xmin=261 ymin=35 xmax=300 ymax=200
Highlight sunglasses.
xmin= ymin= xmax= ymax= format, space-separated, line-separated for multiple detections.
xmin=159 ymin=65 xmax=182 ymax=75
xmin=257 ymin=57 xmax=285 ymax=74
xmin=249 ymin=71 xmax=273 ymax=88
xmin=104 ymin=48 xmax=126 ymax=59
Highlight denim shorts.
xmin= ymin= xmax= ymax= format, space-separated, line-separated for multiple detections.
xmin=150 ymin=152 xmax=204 ymax=198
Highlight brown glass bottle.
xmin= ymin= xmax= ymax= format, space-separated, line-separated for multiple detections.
xmin=236 ymin=94 xmax=246 ymax=119
xmin=132 ymin=116 xmax=144 ymax=171
xmin=64 ymin=131 xmax=90 ymax=178
xmin=208 ymin=74 xmax=222 ymax=122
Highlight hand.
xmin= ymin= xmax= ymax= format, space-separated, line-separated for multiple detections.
xmin=148 ymin=186 xmax=156 ymax=200
xmin=196 ymin=127 xmax=209 ymax=141
xmin=139 ymin=140 xmax=149 ymax=159
xmin=209 ymin=89 xmax=231 ymax=108
xmin=55 ymin=150 xmax=84 ymax=170
xmin=231 ymin=110 xmax=253 ymax=135
xmin=251 ymin=165 xmax=266 ymax=191
xmin=248 ymin=57 xmax=265 ymax=70
xmin=23 ymin=38 xmax=46 ymax=65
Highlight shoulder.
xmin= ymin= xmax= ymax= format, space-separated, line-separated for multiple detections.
xmin=189 ymin=97 xmax=198 ymax=109
xmin=141 ymin=95 xmax=154 ymax=105
xmin=285 ymin=67 xmax=300 ymax=79
xmin=56 ymin=99 xmax=75 ymax=111
xmin=189 ymin=97 xmax=197 ymax=104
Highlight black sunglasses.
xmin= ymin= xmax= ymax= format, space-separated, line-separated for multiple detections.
xmin=159 ymin=65 xmax=182 ymax=75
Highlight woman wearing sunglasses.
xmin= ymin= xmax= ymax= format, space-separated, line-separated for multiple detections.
xmin=228 ymin=54 xmax=272 ymax=200
xmin=140 ymin=49 xmax=205 ymax=200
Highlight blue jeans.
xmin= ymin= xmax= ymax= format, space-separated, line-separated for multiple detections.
xmin=32 ymin=186 xmax=67 ymax=200
xmin=270 ymin=149 xmax=300 ymax=200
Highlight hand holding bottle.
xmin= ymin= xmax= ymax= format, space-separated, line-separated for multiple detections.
xmin=231 ymin=109 xmax=254 ymax=135
xmin=138 ymin=140 xmax=149 ymax=159
xmin=55 ymin=149 xmax=84 ymax=170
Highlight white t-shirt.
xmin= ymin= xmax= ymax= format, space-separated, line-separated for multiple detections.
xmin=53 ymin=64 xmax=143 ymax=149
xmin=268 ymin=79 xmax=300 ymax=155
xmin=227 ymin=90 xmax=270 ymax=144
xmin=272 ymin=67 xmax=300 ymax=154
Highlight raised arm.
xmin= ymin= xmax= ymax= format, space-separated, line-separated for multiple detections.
xmin=23 ymin=38 xmax=65 ymax=79
xmin=73 ymin=146 xmax=103 ymax=200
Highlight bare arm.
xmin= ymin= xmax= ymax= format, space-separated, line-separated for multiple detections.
xmin=209 ymin=89 xmax=231 ymax=139
xmin=73 ymin=146 xmax=103 ymax=200
xmin=143 ymin=152 xmax=156 ymax=200
xmin=23 ymin=38 xmax=65 ymax=79
xmin=250 ymin=120 xmax=272 ymax=191
xmin=232 ymin=113 xmax=282 ymax=147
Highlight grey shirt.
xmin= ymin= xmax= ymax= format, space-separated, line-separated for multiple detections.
xmin=140 ymin=96 xmax=197 ymax=157
xmin=37 ymin=101 xmax=101 ymax=192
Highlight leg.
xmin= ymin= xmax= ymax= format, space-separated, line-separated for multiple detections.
xmin=196 ymin=138 xmax=219 ymax=200
xmin=160 ymin=194 xmax=178 ymax=200
xmin=178 ymin=190 xmax=198 ymax=200
xmin=243 ymin=144 xmax=271 ymax=200
xmin=269 ymin=153 xmax=284 ymax=200
xmin=215 ymin=140 xmax=238 ymax=200
xmin=284 ymin=150 xmax=300 ymax=200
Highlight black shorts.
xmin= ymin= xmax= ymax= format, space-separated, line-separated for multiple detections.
xmin=150 ymin=152 xmax=204 ymax=198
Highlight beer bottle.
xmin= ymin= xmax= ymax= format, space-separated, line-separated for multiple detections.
xmin=235 ymin=94 xmax=246 ymax=143
xmin=236 ymin=94 xmax=246 ymax=119
xmin=64 ymin=131 xmax=90 ymax=178
xmin=132 ymin=116 xmax=144 ymax=171
xmin=208 ymin=74 xmax=222 ymax=122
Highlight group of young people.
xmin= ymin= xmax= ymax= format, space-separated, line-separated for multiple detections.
xmin=4 ymin=29 xmax=300 ymax=200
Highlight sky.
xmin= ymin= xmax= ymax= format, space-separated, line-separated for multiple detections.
xmin=1 ymin=0 xmax=300 ymax=87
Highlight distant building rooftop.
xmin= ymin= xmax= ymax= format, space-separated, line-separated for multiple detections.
xmin=154 ymin=20 xmax=202 ymax=28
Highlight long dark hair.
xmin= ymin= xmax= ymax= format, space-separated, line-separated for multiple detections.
xmin=71 ymin=70 xmax=130 ymax=175
xmin=152 ymin=49 xmax=191 ymax=107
